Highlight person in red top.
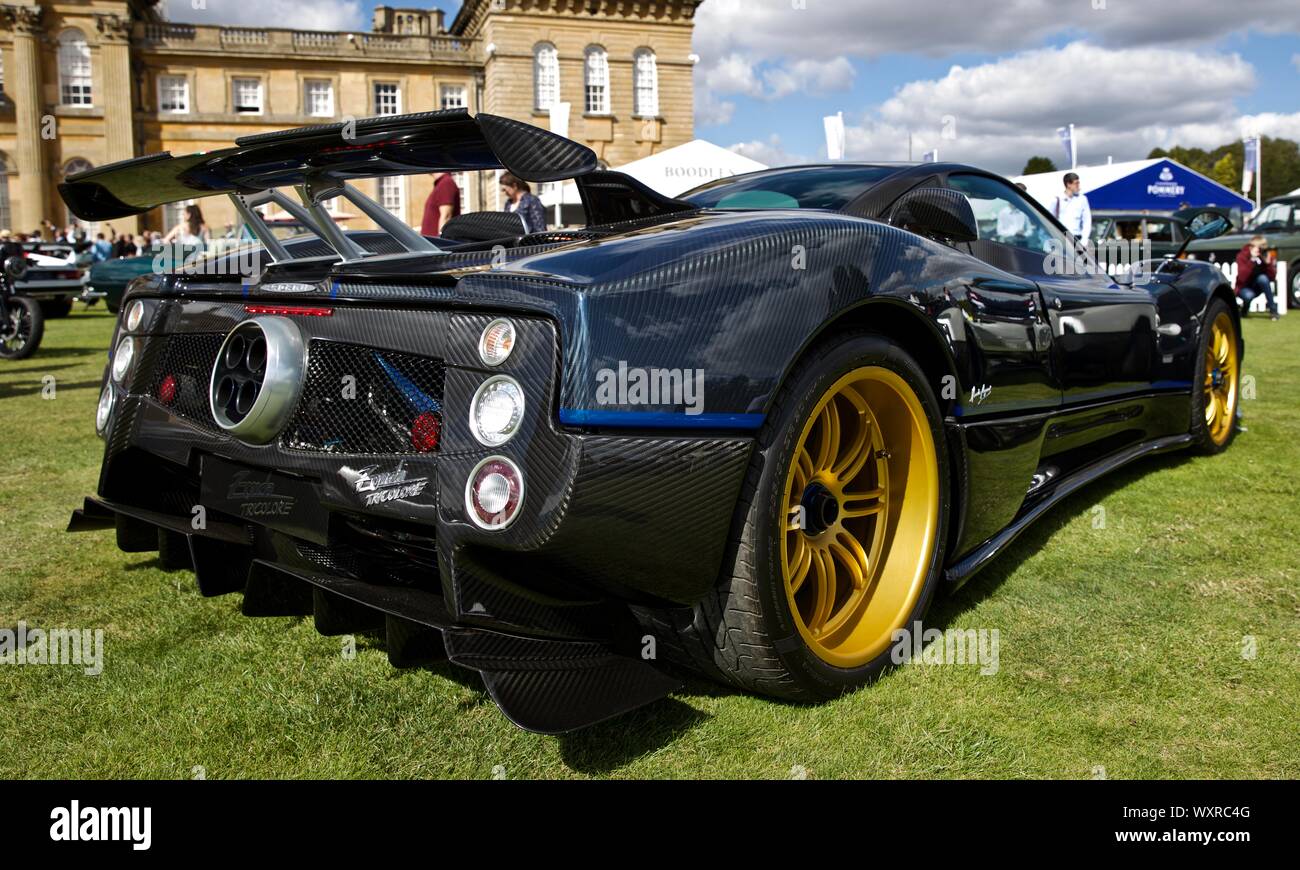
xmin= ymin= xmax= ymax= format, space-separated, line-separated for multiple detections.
xmin=1234 ymin=234 xmax=1279 ymax=320
xmin=420 ymin=172 xmax=461 ymax=237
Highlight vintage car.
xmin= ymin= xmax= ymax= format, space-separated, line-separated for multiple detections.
xmin=85 ymin=219 xmax=340 ymax=313
xmin=14 ymin=246 xmax=85 ymax=318
xmin=60 ymin=110 xmax=1242 ymax=733
xmin=1091 ymin=206 xmax=1239 ymax=262
xmin=1185 ymin=195 xmax=1300 ymax=311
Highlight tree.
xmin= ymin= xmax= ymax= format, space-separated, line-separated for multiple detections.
xmin=1022 ymin=156 xmax=1057 ymax=175
xmin=1210 ymin=153 xmax=1238 ymax=190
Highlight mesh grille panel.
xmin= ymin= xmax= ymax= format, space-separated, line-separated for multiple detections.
xmin=282 ymin=340 xmax=445 ymax=455
xmin=149 ymin=333 xmax=225 ymax=433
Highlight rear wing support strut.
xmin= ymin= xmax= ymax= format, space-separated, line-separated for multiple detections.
xmin=230 ymin=178 xmax=440 ymax=265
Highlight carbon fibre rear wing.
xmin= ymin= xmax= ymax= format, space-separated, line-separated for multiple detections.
xmin=58 ymin=110 xmax=599 ymax=224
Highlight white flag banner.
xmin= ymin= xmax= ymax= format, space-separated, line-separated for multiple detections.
xmin=922 ymin=149 xmax=939 ymax=163
xmin=1242 ymin=137 xmax=1259 ymax=194
xmin=549 ymin=102 xmax=571 ymax=140
xmin=1057 ymin=124 xmax=1077 ymax=169
xmin=824 ymin=112 xmax=846 ymax=161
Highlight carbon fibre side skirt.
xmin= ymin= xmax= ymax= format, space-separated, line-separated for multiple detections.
xmin=943 ymin=433 xmax=1195 ymax=588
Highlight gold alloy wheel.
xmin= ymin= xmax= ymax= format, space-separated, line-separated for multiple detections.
xmin=780 ymin=367 xmax=940 ymax=668
xmin=1204 ymin=311 xmax=1239 ymax=447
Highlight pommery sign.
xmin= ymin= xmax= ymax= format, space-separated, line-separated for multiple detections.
xmin=1147 ymin=165 xmax=1186 ymax=199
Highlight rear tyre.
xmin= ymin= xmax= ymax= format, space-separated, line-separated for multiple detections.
xmin=1190 ymin=298 xmax=1240 ymax=454
xmin=0 ymin=296 xmax=44 ymax=360
xmin=662 ymin=331 xmax=950 ymax=701
xmin=1290 ymin=263 xmax=1300 ymax=311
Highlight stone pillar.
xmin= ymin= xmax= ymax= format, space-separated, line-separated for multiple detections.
xmin=97 ymin=13 xmax=138 ymax=233
xmin=4 ymin=5 xmax=48 ymax=232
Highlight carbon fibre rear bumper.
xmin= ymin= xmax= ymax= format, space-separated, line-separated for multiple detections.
xmin=70 ymin=494 xmax=683 ymax=734
xmin=75 ymin=296 xmax=754 ymax=731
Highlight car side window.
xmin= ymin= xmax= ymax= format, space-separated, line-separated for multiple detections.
xmin=1143 ymin=220 xmax=1174 ymax=243
xmin=1115 ymin=220 xmax=1143 ymax=240
xmin=946 ymin=173 xmax=1072 ymax=256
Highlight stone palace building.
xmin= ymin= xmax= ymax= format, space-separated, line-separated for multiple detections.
xmin=0 ymin=0 xmax=702 ymax=233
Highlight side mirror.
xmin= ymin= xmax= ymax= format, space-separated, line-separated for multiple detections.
xmin=889 ymin=187 xmax=979 ymax=244
xmin=1188 ymin=214 xmax=1231 ymax=240
xmin=4 ymin=255 xmax=28 ymax=282
xmin=1172 ymin=212 xmax=1233 ymax=262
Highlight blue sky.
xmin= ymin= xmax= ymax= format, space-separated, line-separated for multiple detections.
xmin=168 ymin=0 xmax=1300 ymax=175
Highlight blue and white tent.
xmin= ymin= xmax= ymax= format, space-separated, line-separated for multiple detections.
xmin=1015 ymin=158 xmax=1255 ymax=214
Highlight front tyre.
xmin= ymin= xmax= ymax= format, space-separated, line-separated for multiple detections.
xmin=0 ymin=296 xmax=44 ymax=360
xmin=673 ymin=332 xmax=950 ymax=701
xmin=1190 ymin=298 xmax=1240 ymax=454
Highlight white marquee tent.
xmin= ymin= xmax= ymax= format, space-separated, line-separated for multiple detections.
xmin=540 ymin=140 xmax=768 ymax=218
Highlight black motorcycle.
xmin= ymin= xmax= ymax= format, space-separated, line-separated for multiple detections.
xmin=0 ymin=255 xmax=44 ymax=360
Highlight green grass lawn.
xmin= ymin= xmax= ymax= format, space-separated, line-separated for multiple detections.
xmin=1 ymin=305 xmax=1297 ymax=779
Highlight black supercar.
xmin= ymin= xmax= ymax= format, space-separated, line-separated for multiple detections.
xmin=60 ymin=110 xmax=1242 ymax=732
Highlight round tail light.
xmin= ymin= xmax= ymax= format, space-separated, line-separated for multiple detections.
xmin=469 ymin=376 xmax=525 ymax=447
xmin=95 ymin=385 xmax=114 ymax=435
xmin=478 ymin=319 xmax=517 ymax=367
xmin=466 ymin=456 xmax=524 ymax=530
xmin=110 ymin=336 xmax=134 ymax=384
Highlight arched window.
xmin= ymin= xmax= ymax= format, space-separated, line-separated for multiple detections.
xmin=533 ymin=43 xmax=559 ymax=111
xmin=0 ymin=155 xmax=10 ymax=231
xmin=633 ymin=48 xmax=659 ymax=118
xmin=58 ymin=29 xmax=93 ymax=107
xmin=584 ymin=46 xmax=609 ymax=115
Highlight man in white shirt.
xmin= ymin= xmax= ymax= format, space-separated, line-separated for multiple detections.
xmin=1053 ymin=172 xmax=1092 ymax=241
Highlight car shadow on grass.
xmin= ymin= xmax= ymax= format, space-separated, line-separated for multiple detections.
xmin=551 ymin=449 xmax=1200 ymax=773
xmin=928 ymin=450 xmax=1195 ymax=626
xmin=12 ymin=344 xmax=108 ymax=360
xmin=0 ymin=378 xmax=108 ymax=400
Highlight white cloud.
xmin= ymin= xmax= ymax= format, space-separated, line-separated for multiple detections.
xmin=762 ymin=58 xmax=856 ymax=100
xmin=697 ymin=54 xmax=855 ymax=127
xmin=1293 ymin=53 xmax=1300 ymax=73
xmin=704 ymin=53 xmax=765 ymax=99
xmin=696 ymin=89 xmax=737 ymax=127
xmin=834 ymin=42 xmax=1279 ymax=174
xmin=703 ymin=54 xmax=855 ymax=102
xmin=728 ymin=135 xmax=805 ymax=167
xmin=162 ymin=0 xmax=364 ymax=32
xmin=694 ymin=0 xmax=1300 ymax=65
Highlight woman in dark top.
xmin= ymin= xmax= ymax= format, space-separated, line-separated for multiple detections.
xmin=500 ymin=173 xmax=548 ymax=234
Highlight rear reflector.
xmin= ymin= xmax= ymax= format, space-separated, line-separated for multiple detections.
xmin=410 ymin=411 xmax=441 ymax=453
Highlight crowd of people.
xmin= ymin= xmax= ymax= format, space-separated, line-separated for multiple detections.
xmin=0 ymin=219 xmax=166 ymax=264
xmin=0 ymin=203 xmax=217 ymax=269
